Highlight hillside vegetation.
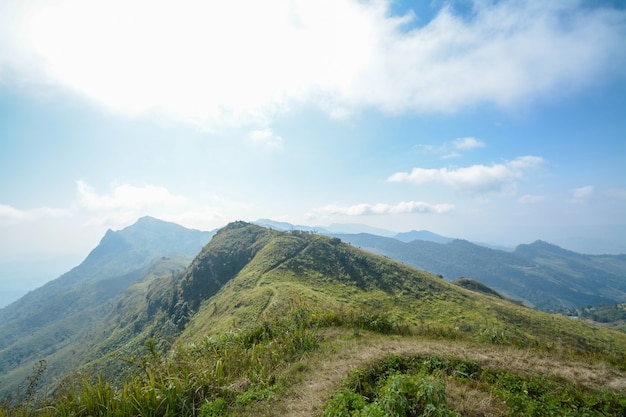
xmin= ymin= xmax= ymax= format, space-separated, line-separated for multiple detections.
xmin=332 ymin=233 xmax=626 ymax=310
xmin=2 ymin=222 xmax=626 ymax=416
xmin=0 ymin=217 xmax=214 ymax=400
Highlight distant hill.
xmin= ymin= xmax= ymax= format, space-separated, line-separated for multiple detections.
xmin=394 ymin=229 xmax=453 ymax=244
xmin=253 ymin=218 xmax=325 ymax=233
xmin=255 ymin=220 xmax=429 ymax=240
xmin=453 ymin=277 xmax=504 ymax=299
xmin=254 ymin=219 xmax=397 ymax=237
xmin=0 ymin=217 xmax=214 ymax=399
xmin=332 ymin=233 xmax=626 ymax=310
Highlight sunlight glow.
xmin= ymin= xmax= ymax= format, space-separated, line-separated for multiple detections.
xmin=13 ymin=0 xmax=624 ymax=129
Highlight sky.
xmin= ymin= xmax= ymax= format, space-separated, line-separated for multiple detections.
xmin=1 ymin=0 xmax=625 ymax=306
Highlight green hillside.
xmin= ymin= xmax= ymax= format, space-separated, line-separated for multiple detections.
xmin=2 ymin=222 xmax=626 ymax=416
xmin=333 ymin=233 xmax=626 ymax=310
xmin=0 ymin=217 xmax=214 ymax=400
xmin=175 ymin=223 xmax=626 ymax=357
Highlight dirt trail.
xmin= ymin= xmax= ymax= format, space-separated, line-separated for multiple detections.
xmin=280 ymin=331 xmax=626 ymax=417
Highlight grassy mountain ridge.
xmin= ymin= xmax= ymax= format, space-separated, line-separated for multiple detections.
xmin=26 ymin=223 xmax=626 ymax=366
xmin=185 ymin=225 xmax=625 ymax=355
xmin=27 ymin=222 xmax=284 ymax=387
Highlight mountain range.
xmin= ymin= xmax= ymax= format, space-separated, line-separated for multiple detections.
xmin=331 ymin=233 xmax=626 ymax=310
xmin=1 ymin=217 xmax=625 ymax=415
xmin=254 ymin=219 xmax=626 ymax=310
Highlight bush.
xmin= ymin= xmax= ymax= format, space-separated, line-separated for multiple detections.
xmin=200 ymin=397 xmax=227 ymax=417
xmin=324 ymin=373 xmax=458 ymax=417
xmin=323 ymin=389 xmax=368 ymax=417
xmin=380 ymin=374 xmax=450 ymax=416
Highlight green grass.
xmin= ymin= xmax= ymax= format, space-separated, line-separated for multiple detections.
xmin=325 ymin=354 xmax=626 ymax=417
xmin=0 ymin=304 xmax=412 ymax=417
xmin=2 ymin=303 xmax=626 ymax=416
xmin=1 ymin=306 xmax=319 ymax=417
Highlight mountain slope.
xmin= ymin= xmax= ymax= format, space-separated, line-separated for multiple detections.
xmin=0 ymin=217 xmax=214 ymax=399
xmin=44 ymin=221 xmax=626 ymax=381
xmin=332 ymin=233 xmax=626 ymax=310
xmin=175 ymin=224 xmax=626 ymax=357
xmin=70 ymin=221 xmax=626 ymax=372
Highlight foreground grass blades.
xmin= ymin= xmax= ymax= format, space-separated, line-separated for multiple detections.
xmin=2 ymin=305 xmax=625 ymax=417
xmin=1 ymin=306 xmax=390 ymax=417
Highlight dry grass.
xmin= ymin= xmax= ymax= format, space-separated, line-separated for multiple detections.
xmin=277 ymin=329 xmax=626 ymax=417
xmin=445 ymin=380 xmax=507 ymax=417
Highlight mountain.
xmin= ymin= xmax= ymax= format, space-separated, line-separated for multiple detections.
xmin=253 ymin=218 xmax=326 ymax=233
xmin=253 ymin=219 xmax=397 ymax=236
xmin=255 ymin=219 xmax=418 ymax=239
xmin=1 ymin=222 xmax=625 ymax=415
xmin=64 ymin=221 xmax=626 ymax=357
xmin=331 ymin=233 xmax=626 ymax=310
xmin=0 ymin=217 xmax=214 ymax=399
xmin=203 ymin=218 xmax=626 ymax=311
xmin=393 ymin=229 xmax=453 ymax=244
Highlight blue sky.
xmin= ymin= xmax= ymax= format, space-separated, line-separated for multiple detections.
xmin=1 ymin=0 xmax=625 ymax=305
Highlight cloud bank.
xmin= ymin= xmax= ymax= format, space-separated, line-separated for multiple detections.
xmin=416 ymin=137 xmax=486 ymax=159
xmin=322 ymin=201 xmax=454 ymax=216
xmin=77 ymin=181 xmax=187 ymax=211
xmin=0 ymin=204 xmax=69 ymax=223
xmin=570 ymin=185 xmax=594 ymax=203
xmin=248 ymin=128 xmax=284 ymax=149
xmin=388 ymin=156 xmax=545 ymax=195
xmin=1 ymin=0 xmax=624 ymax=129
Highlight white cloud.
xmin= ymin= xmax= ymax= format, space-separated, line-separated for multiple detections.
xmin=248 ymin=128 xmax=284 ymax=149
xmin=321 ymin=201 xmax=454 ymax=216
xmin=453 ymin=137 xmax=485 ymax=150
xmin=388 ymin=155 xmax=545 ymax=195
xmin=569 ymin=185 xmax=594 ymax=203
xmin=1 ymin=182 xmax=195 ymax=227
xmin=518 ymin=194 xmax=545 ymax=204
xmin=73 ymin=181 xmax=249 ymax=231
xmin=0 ymin=204 xmax=25 ymax=220
xmin=0 ymin=203 xmax=69 ymax=223
xmin=418 ymin=136 xmax=486 ymax=159
xmin=1 ymin=0 xmax=624 ymax=129
xmin=77 ymin=180 xmax=187 ymax=211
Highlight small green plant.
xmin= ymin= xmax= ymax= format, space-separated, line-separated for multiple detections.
xmin=476 ymin=327 xmax=508 ymax=345
xmin=234 ymin=387 xmax=274 ymax=406
xmin=200 ymin=397 xmax=227 ymax=417
xmin=323 ymin=389 xmax=368 ymax=417
xmin=378 ymin=373 xmax=458 ymax=417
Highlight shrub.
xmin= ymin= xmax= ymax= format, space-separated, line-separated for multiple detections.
xmin=378 ymin=373 xmax=457 ymax=416
xmin=323 ymin=389 xmax=368 ymax=417
xmin=200 ymin=397 xmax=227 ymax=417
xmin=324 ymin=373 xmax=458 ymax=417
